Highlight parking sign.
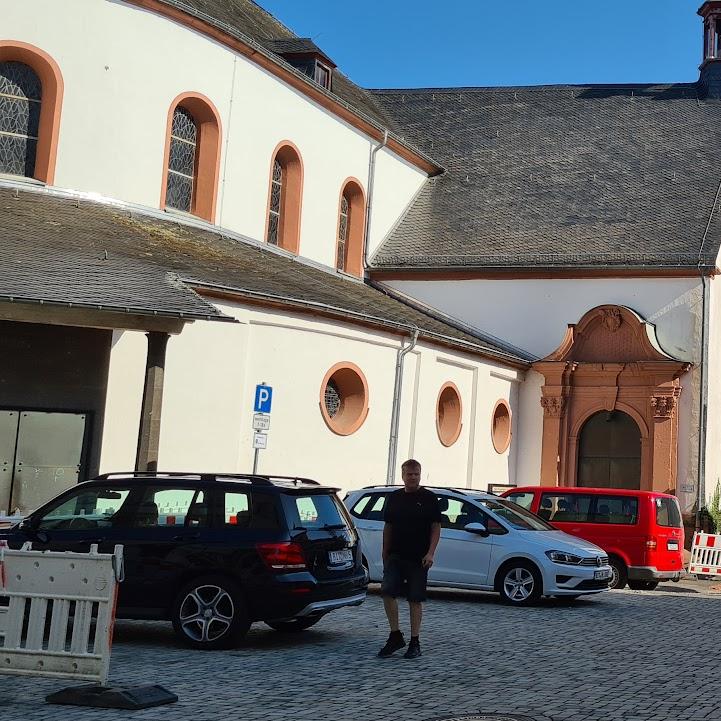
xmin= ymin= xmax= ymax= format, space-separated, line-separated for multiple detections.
xmin=254 ymin=385 xmax=273 ymax=413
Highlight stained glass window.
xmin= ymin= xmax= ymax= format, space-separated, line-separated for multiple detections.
xmin=324 ymin=380 xmax=341 ymax=418
xmin=267 ymin=159 xmax=283 ymax=245
xmin=166 ymin=107 xmax=197 ymax=213
xmin=0 ymin=61 xmax=41 ymax=177
xmin=336 ymin=194 xmax=349 ymax=271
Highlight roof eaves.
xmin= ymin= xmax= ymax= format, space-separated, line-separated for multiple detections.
xmin=0 ymin=293 xmax=237 ymax=323
xmin=186 ymin=280 xmax=532 ymax=366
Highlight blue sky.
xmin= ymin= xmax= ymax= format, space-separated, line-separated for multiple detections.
xmin=258 ymin=0 xmax=704 ymax=88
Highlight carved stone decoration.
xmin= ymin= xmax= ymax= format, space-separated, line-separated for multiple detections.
xmin=600 ymin=307 xmax=622 ymax=333
xmin=651 ymin=395 xmax=677 ymax=419
xmin=533 ymin=305 xmax=691 ymax=493
xmin=540 ymin=396 xmax=566 ymax=417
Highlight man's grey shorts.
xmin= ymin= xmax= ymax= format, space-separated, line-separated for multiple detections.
xmin=381 ymin=555 xmax=428 ymax=602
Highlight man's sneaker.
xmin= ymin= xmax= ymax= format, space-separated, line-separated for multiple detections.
xmin=403 ymin=638 xmax=422 ymax=659
xmin=377 ymin=631 xmax=406 ymax=657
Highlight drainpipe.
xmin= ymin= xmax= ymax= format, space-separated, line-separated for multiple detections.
xmin=695 ymin=177 xmax=721 ymax=528
xmin=363 ymin=129 xmax=389 ymax=272
xmin=697 ymin=272 xmax=710 ymax=529
xmin=386 ymin=328 xmax=419 ymax=484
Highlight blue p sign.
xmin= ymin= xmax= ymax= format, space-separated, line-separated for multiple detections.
xmin=254 ymin=385 xmax=273 ymax=413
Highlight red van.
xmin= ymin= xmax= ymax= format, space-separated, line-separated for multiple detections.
xmin=500 ymin=486 xmax=684 ymax=590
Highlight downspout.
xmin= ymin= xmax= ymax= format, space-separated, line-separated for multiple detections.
xmin=363 ymin=130 xmax=389 ymax=272
xmin=386 ymin=328 xmax=419 ymax=484
xmin=695 ymin=177 xmax=721 ymax=528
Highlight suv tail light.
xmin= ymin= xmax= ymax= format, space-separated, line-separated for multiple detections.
xmin=256 ymin=542 xmax=307 ymax=571
xmin=646 ymin=536 xmax=658 ymax=550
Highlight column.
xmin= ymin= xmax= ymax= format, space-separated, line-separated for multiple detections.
xmin=135 ymin=332 xmax=170 ymax=472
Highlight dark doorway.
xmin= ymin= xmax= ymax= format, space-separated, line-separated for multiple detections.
xmin=577 ymin=410 xmax=641 ymax=490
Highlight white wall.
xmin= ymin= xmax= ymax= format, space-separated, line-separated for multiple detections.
xmin=99 ymin=330 xmax=146 ymax=472
xmin=4 ymin=0 xmax=427 ymax=271
xmin=386 ymin=277 xmax=704 ymax=501
xmin=98 ymin=301 xmax=524 ymax=494
xmin=704 ymin=276 xmax=721 ymax=508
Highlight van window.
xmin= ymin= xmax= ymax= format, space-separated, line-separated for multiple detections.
xmin=540 ymin=493 xmax=592 ymax=524
xmin=591 ymin=495 xmax=638 ymax=525
xmin=655 ymin=497 xmax=682 ymax=528
xmin=506 ymin=492 xmax=534 ymax=511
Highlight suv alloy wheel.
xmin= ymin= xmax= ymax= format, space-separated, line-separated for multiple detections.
xmin=171 ymin=575 xmax=250 ymax=650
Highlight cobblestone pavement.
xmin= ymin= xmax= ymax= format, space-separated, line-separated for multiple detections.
xmin=1 ymin=585 xmax=718 ymax=721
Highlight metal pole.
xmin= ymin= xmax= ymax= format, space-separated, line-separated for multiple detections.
xmin=253 ymin=448 xmax=260 ymax=474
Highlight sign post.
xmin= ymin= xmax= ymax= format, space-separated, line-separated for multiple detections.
xmin=252 ymin=383 xmax=272 ymax=473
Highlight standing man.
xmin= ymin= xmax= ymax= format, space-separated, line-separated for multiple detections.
xmin=378 ymin=458 xmax=442 ymax=659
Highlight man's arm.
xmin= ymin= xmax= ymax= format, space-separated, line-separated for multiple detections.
xmin=422 ymin=523 xmax=441 ymax=569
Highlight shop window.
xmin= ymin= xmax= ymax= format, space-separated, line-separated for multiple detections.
xmin=319 ymin=362 xmax=369 ymax=435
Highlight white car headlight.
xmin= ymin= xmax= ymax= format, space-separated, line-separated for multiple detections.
xmin=545 ymin=550 xmax=583 ymax=565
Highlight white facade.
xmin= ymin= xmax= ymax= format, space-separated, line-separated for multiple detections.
xmin=386 ymin=277 xmax=706 ymax=509
xmin=3 ymin=0 xmax=426 ymax=270
xmin=100 ymin=301 xmax=523 ymax=494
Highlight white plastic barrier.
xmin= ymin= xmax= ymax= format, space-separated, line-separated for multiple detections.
xmin=0 ymin=542 xmax=123 ymax=684
xmin=689 ymin=532 xmax=721 ymax=578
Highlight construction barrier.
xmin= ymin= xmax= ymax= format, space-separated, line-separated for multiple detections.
xmin=0 ymin=542 xmax=123 ymax=684
xmin=689 ymin=531 xmax=721 ymax=578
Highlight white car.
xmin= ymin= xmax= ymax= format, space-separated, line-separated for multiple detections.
xmin=344 ymin=486 xmax=613 ymax=605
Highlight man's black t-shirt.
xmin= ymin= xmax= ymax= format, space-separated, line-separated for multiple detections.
xmin=383 ymin=488 xmax=443 ymax=561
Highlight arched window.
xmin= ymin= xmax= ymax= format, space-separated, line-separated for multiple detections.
xmin=165 ymin=107 xmax=197 ymax=213
xmin=161 ymin=93 xmax=221 ymax=223
xmin=0 ymin=42 xmax=63 ymax=184
xmin=265 ymin=142 xmax=303 ymax=253
xmin=336 ymin=179 xmax=366 ymax=276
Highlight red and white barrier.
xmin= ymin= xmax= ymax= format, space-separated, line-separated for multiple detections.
xmin=689 ymin=532 xmax=721 ymax=578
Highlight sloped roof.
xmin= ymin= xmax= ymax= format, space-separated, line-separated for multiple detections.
xmin=369 ymin=84 xmax=721 ymax=271
xmin=156 ymin=0 xmax=399 ymax=131
xmin=0 ymin=186 xmax=532 ymax=365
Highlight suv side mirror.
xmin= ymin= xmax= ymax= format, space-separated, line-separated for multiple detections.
xmin=463 ymin=522 xmax=489 ymax=537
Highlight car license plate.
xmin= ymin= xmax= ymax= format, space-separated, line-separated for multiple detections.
xmin=328 ymin=549 xmax=353 ymax=565
xmin=668 ymin=540 xmax=679 ymax=551
xmin=594 ymin=569 xmax=612 ymax=580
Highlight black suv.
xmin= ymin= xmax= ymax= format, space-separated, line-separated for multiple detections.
xmin=0 ymin=472 xmax=367 ymax=649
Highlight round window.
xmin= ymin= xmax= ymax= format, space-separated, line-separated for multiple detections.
xmin=492 ymin=399 xmax=512 ymax=454
xmin=436 ymin=382 xmax=462 ymax=447
xmin=319 ymin=363 xmax=369 ymax=435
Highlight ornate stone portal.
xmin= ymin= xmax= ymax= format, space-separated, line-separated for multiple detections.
xmin=533 ymin=305 xmax=691 ymax=492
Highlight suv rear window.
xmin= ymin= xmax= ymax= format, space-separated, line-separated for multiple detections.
xmin=655 ymin=497 xmax=682 ymax=528
xmin=288 ymin=494 xmax=349 ymax=530
xmin=223 ymin=490 xmax=281 ymax=530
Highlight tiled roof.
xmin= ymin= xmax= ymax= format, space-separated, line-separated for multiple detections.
xmin=0 ymin=186 xmax=532 ymax=364
xmin=369 ymin=84 xmax=721 ymax=270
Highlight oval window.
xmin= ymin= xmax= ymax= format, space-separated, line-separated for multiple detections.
xmin=436 ymin=382 xmax=462 ymax=447
xmin=492 ymin=399 xmax=512 ymax=454
xmin=319 ymin=363 xmax=369 ymax=435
